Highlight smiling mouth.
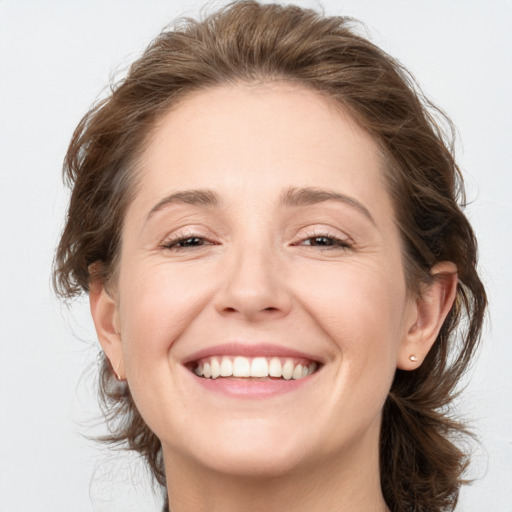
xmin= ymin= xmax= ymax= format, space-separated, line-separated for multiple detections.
xmin=189 ymin=355 xmax=319 ymax=380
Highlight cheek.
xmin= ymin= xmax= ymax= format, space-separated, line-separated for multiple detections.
xmin=282 ymin=260 xmax=409 ymax=452
xmin=117 ymin=261 xmax=214 ymax=370
xmin=295 ymin=259 xmax=408 ymax=348
xmin=293 ymin=259 xmax=408 ymax=408
xmin=115 ymin=261 xmax=218 ymax=431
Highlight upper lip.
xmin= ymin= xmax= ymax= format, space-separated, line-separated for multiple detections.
xmin=182 ymin=342 xmax=324 ymax=365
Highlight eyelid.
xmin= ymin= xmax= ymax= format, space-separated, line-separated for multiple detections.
xmin=159 ymin=227 xmax=217 ymax=250
xmin=300 ymin=232 xmax=352 ymax=249
xmin=294 ymin=224 xmax=353 ymax=244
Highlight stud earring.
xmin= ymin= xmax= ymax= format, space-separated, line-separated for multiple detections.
xmin=409 ymin=354 xmax=418 ymax=363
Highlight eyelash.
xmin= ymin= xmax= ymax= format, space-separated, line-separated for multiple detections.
xmin=160 ymin=233 xmax=215 ymax=251
xmin=297 ymin=231 xmax=352 ymax=250
xmin=161 ymin=231 xmax=352 ymax=251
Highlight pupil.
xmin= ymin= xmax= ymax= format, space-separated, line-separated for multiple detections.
xmin=180 ymin=237 xmax=201 ymax=246
xmin=314 ymin=237 xmax=331 ymax=246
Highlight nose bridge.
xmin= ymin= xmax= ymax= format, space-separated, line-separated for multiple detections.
xmin=215 ymin=233 xmax=291 ymax=320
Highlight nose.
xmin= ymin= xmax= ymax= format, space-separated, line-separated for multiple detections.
xmin=213 ymin=243 xmax=292 ymax=322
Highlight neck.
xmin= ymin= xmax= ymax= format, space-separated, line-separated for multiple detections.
xmin=163 ymin=441 xmax=389 ymax=512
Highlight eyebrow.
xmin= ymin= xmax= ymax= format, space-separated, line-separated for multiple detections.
xmin=145 ymin=189 xmax=220 ymax=222
xmin=281 ymin=187 xmax=376 ymax=225
xmin=145 ymin=186 xmax=375 ymax=225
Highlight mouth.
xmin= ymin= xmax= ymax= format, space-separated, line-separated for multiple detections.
xmin=188 ymin=355 xmax=319 ymax=381
xmin=182 ymin=343 xmax=324 ymax=398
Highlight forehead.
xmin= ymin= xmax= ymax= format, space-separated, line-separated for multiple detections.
xmin=131 ymin=82 xmax=392 ymax=219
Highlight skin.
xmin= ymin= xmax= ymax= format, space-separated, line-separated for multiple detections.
xmin=90 ymin=83 xmax=457 ymax=512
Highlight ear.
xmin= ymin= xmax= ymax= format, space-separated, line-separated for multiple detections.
xmin=89 ymin=277 xmax=125 ymax=379
xmin=397 ymin=261 xmax=458 ymax=370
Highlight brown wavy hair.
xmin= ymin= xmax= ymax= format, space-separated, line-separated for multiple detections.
xmin=53 ymin=2 xmax=487 ymax=511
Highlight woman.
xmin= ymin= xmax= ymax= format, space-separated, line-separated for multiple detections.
xmin=53 ymin=1 xmax=486 ymax=511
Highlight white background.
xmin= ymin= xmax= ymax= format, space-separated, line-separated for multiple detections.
xmin=0 ymin=1 xmax=511 ymax=511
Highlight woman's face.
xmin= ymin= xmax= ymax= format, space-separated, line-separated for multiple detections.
xmin=101 ymin=83 xmax=420 ymax=476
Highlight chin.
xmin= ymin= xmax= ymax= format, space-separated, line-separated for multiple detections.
xmin=196 ymin=447 xmax=306 ymax=479
xmin=167 ymin=419 xmax=313 ymax=478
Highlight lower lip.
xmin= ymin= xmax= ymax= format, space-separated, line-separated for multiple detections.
xmin=189 ymin=372 xmax=317 ymax=399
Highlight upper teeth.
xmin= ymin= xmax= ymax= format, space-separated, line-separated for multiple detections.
xmin=193 ymin=356 xmax=317 ymax=380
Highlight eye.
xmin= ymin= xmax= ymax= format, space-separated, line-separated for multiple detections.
xmin=161 ymin=235 xmax=214 ymax=250
xmin=299 ymin=233 xmax=352 ymax=249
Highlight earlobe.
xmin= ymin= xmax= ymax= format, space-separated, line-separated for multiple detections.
xmin=89 ymin=277 xmax=125 ymax=379
xmin=397 ymin=261 xmax=458 ymax=370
